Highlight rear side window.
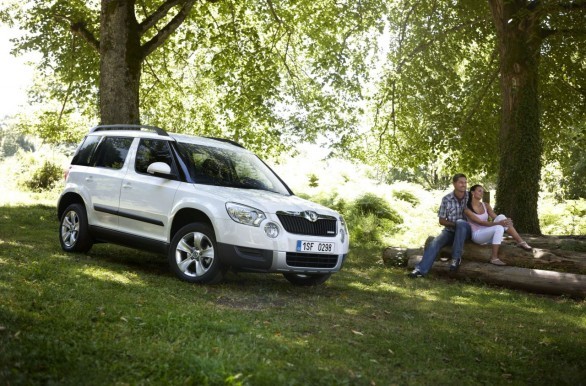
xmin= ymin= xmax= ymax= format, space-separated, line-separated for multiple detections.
xmin=94 ymin=137 xmax=134 ymax=169
xmin=71 ymin=135 xmax=101 ymax=166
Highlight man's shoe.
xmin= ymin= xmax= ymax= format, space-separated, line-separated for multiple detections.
xmin=408 ymin=269 xmax=424 ymax=278
xmin=449 ymin=258 xmax=461 ymax=272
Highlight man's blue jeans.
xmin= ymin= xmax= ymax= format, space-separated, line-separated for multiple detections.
xmin=416 ymin=220 xmax=471 ymax=275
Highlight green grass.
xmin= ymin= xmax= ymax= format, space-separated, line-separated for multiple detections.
xmin=1 ymin=203 xmax=585 ymax=385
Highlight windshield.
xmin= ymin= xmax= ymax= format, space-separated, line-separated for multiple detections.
xmin=176 ymin=142 xmax=291 ymax=195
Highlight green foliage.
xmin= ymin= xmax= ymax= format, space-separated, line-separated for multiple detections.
xmin=347 ymin=193 xmax=403 ymax=246
xmin=0 ymin=126 xmax=35 ymax=159
xmin=14 ymin=151 xmax=63 ymax=192
xmin=391 ymin=189 xmax=420 ymax=207
xmin=352 ymin=192 xmax=402 ymax=222
xmin=304 ymin=190 xmax=403 ymax=246
xmin=540 ymin=198 xmax=586 ymax=236
xmin=3 ymin=0 xmax=385 ymax=156
xmin=307 ymin=173 xmax=319 ymax=188
xmin=308 ymin=191 xmax=347 ymax=214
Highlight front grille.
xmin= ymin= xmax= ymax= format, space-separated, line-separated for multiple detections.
xmin=286 ymin=252 xmax=338 ymax=268
xmin=277 ymin=213 xmax=337 ymax=236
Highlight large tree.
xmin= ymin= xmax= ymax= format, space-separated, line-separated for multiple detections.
xmin=369 ymin=0 xmax=586 ymax=233
xmin=2 ymin=0 xmax=383 ymax=154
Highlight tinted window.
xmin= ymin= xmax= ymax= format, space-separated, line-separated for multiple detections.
xmin=71 ymin=135 xmax=101 ymax=166
xmin=176 ymin=143 xmax=290 ymax=195
xmin=135 ymin=139 xmax=176 ymax=175
xmin=94 ymin=137 xmax=133 ymax=169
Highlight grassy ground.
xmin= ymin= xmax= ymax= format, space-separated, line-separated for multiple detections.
xmin=1 ymin=203 xmax=585 ymax=385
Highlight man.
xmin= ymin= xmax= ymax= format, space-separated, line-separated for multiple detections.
xmin=409 ymin=173 xmax=471 ymax=278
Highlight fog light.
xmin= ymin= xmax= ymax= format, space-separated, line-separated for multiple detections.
xmin=264 ymin=222 xmax=279 ymax=238
xmin=340 ymin=216 xmax=348 ymax=243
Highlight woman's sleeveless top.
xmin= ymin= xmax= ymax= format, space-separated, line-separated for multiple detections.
xmin=469 ymin=202 xmax=488 ymax=233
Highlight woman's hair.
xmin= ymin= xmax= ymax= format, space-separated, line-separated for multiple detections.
xmin=467 ymin=184 xmax=483 ymax=213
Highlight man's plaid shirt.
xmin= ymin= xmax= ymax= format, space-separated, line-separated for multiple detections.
xmin=437 ymin=191 xmax=468 ymax=230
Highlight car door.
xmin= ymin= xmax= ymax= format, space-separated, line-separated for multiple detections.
xmin=84 ymin=136 xmax=134 ymax=230
xmin=118 ymin=138 xmax=181 ymax=242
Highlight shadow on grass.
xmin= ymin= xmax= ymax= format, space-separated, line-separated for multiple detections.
xmin=1 ymin=204 xmax=586 ymax=385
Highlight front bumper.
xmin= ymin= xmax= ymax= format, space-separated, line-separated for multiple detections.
xmin=216 ymin=242 xmax=347 ymax=273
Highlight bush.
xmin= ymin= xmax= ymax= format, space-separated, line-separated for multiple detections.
xmin=392 ymin=189 xmax=420 ymax=207
xmin=13 ymin=150 xmax=64 ymax=192
xmin=23 ymin=160 xmax=63 ymax=192
xmin=540 ymin=198 xmax=586 ymax=235
xmin=352 ymin=192 xmax=403 ymax=223
xmin=350 ymin=213 xmax=382 ymax=246
xmin=347 ymin=193 xmax=403 ymax=246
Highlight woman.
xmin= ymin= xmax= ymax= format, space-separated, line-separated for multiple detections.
xmin=464 ymin=185 xmax=532 ymax=266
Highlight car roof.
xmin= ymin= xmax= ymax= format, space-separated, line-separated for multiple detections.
xmin=86 ymin=125 xmax=247 ymax=152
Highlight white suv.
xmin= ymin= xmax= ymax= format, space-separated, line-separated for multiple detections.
xmin=57 ymin=125 xmax=349 ymax=285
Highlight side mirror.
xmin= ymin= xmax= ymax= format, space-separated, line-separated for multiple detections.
xmin=146 ymin=162 xmax=172 ymax=177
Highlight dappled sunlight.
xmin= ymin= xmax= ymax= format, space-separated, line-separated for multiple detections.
xmin=0 ymin=240 xmax=34 ymax=250
xmin=79 ymin=265 xmax=144 ymax=286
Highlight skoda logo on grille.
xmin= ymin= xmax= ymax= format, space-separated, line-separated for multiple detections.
xmin=303 ymin=210 xmax=319 ymax=222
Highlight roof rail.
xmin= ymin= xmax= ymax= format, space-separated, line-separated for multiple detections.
xmin=89 ymin=124 xmax=169 ymax=136
xmin=204 ymin=137 xmax=245 ymax=149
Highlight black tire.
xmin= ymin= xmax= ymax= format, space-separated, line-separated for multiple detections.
xmin=283 ymin=272 xmax=332 ymax=286
xmin=59 ymin=203 xmax=93 ymax=253
xmin=168 ymin=223 xmax=224 ymax=284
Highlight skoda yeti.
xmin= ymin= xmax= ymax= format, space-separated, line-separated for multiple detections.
xmin=57 ymin=125 xmax=349 ymax=285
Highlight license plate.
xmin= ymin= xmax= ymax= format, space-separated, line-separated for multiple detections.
xmin=296 ymin=240 xmax=335 ymax=253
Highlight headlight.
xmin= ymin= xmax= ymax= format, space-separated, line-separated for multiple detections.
xmin=226 ymin=202 xmax=266 ymax=227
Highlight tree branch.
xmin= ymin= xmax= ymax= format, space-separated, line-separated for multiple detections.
xmin=53 ymin=13 xmax=100 ymax=52
xmin=266 ymin=0 xmax=282 ymax=24
xmin=398 ymin=18 xmax=485 ymax=69
xmin=541 ymin=27 xmax=586 ymax=39
xmin=140 ymin=0 xmax=198 ymax=60
xmin=70 ymin=21 xmax=100 ymax=52
xmin=138 ymin=0 xmax=185 ymax=34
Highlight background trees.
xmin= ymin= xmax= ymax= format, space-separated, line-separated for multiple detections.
xmin=2 ymin=0 xmax=585 ymax=233
xmin=369 ymin=0 xmax=585 ymax=233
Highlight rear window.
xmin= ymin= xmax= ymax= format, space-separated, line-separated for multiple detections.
xmin=71 ymin=135 xmax=101 ymax=166
xmin=71 ymin=135 xmax=133 ymax=170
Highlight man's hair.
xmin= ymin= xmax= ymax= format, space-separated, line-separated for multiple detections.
xmin=452 ymin=173 xmax=467 ymax=183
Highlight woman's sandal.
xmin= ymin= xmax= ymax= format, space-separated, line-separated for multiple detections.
xmin=518 ymin=241 xmax=532 ymax=251
xmin=490 ymin=258 xmax=506 ymax=266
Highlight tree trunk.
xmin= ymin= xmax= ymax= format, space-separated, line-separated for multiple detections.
xmin=488 ymin=0 xmax=542 ymax=234
xmin=100 ymin=0 xmax=142 ymax=124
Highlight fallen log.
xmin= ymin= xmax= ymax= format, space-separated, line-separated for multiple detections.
xmin=382 ymin=235 xmax=586 ymax=297
xmin=431 ymin=236 xmax=586 ymax=275
xmin=406 ymin=254 xmax=586 ymax=298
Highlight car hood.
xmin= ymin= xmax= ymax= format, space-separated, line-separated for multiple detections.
xmin=192 ymin=184 xmax=340 ymax=217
